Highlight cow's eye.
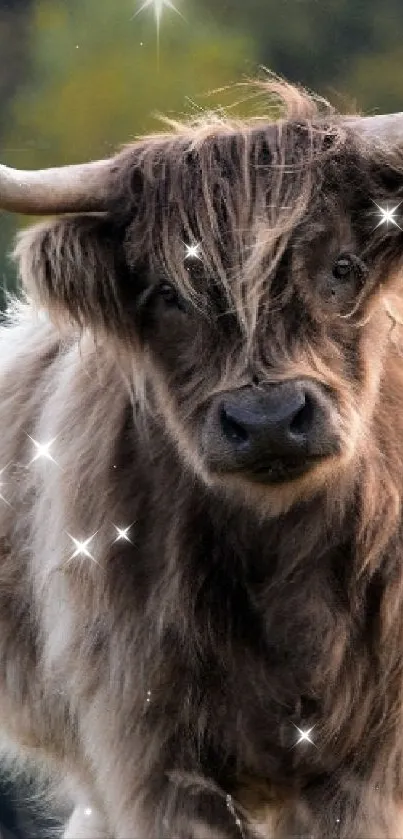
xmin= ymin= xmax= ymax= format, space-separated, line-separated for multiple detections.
xmin=156 ymin=282 xmax=185 ymax=311
xmin=332 ymin=254 xmax=355 ymax=281
xmin=332 ymin=253 xmax=367 ymax=285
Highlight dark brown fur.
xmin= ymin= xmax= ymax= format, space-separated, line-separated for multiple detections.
xmin=1 ymin=81 xmax=403 ymax=837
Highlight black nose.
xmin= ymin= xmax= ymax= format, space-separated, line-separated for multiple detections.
xmin=220 ymin=384 xmax=311 ymax=455
xmin=203 ymin=380 xmax=337 ymax=481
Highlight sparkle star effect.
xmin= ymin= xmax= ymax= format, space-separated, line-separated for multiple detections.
xmin=132 ymin=0 xmax=183 ymax=57
xmin=66 ymin=532 xmax=100 ymax=567
xmin=113 ymin=524 xmax=133 ymax=544
xmin=184 ymin=241 xmax=202 ymax=261
xmin=373 ymin=201 xmax=403 ymax=231
xmin=27 ymin=435 xmax=58 ymax=465
xmin=293 ymin=724 xmax=316 ymax=748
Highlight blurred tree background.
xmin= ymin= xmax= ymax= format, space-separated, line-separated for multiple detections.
xmin=1 ymin=0 xmax=403 ymax=306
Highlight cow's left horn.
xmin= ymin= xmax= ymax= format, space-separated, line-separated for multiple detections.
xmin=346 ymin=112 xmax=403 ymax=144
xmin=0 ymin=159 xmax=113 ymax=214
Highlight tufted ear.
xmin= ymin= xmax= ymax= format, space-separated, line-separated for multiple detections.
xmin=13 ymin=214 xmax=134 ymax=334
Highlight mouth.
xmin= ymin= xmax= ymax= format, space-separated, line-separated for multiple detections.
xmin=246 ymin=455 xmax=324 ymax=485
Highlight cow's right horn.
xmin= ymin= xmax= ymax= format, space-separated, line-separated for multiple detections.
xmin=0 ymin=159 xmax=113 ymax=215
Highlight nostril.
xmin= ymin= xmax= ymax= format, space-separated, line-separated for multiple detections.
xmin=289 ymin=393 xmax=314 ymax=437
xmin=220 ymin=407 xmax=249 ymax=444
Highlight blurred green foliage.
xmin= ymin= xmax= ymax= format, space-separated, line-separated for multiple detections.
xmin=5 ymin=0 xmax=254 ymax=167
xmin=1 ymin=0 xmax=403 ymax=306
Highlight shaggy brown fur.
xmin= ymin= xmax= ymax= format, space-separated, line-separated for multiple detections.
xmin=2 ymin=81 xmax=403 ymax=837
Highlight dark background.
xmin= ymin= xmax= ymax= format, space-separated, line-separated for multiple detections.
xmin=1 ymin=0 xmax=403 ymax=834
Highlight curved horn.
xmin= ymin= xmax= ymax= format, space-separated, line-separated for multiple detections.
xmin=345 ymin=112 xmax=403 ymax=144
xmin=0 ymin=159 xmax=113 ymax=215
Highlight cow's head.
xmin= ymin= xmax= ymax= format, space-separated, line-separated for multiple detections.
xmin=4 ymin=84 xmax=403 ymax=516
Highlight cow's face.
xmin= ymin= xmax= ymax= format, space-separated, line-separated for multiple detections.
xmin=126 ymin=214 xmax=398 ymax=513
xmin=15 ymin=127 xmax=403 ymax=513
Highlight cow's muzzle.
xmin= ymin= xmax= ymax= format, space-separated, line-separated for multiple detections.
xmin=201 ymin=379 xmax=340 ymax=484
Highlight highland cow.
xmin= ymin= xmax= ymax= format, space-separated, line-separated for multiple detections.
xmin=1 ymin=81 xmax=403 ymax=839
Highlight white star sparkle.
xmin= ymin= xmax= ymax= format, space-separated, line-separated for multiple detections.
xmin=132 ymin=0 xmax=183 ymax=54
xmin=113 ymin=525 xmax=133 ymax=544
xmin=373 ymin=201 xmax=403 ymax=231
xmin=66 ymin=532 xmax=99 ymax=566
xmin=184 ymin=241 xmax=202 ymax=261
xmin=27 ymin=435 xmax=58 ymax=465
xmin=293 ymin=724 xmax=316 ymax=747
xmin=84 ymin=808 xmax=92 ymax=817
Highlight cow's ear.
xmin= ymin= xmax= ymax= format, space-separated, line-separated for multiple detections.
xmin=13 ymin=214 xmax=132 ymax=334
